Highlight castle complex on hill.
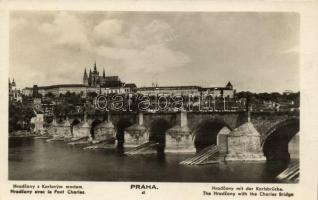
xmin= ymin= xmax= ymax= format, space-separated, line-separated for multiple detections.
xmin=21 ymin=62 xmax=137 ymax=97
xmin=18 ymin=62 xmax=235 ymax=98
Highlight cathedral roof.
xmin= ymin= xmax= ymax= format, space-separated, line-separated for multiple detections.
xmin=102 ymin=81 xmax=123 ymax=87
xmin=103 ymin=76 xmax=120 ymax=81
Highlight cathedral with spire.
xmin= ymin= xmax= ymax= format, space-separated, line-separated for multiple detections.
xmin=83 ymin=62 xmax=123 ymax=88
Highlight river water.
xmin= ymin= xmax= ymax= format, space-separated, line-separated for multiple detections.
xmin=9 ymin=137 xmax=293 ymax=183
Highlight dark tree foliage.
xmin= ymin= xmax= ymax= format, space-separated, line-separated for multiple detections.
xmin=45 ymin=92 xmax=55 ymax=99
xmin=87 ymin=92 xmax=98 ymax=99
xmin=51 ymin=92 xmax=85 ymax=116
xmin=9 ymin=102 xmax=35 ymax=132
xmin=236 ymin=91 xmax=300 ymax=106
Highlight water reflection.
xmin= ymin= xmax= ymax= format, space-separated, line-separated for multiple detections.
xmin=156 ymin=144 xmax=166 ymax=162
xmin=116 ymin=142 xmax=125 ymax=156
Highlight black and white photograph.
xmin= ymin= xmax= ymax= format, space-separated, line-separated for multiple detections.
xmin=8 ymin=11 xmax=300 ymax=183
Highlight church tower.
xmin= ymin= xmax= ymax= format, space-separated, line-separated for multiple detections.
xmin=83 ymin=68 xmax=89 ymax=86
xmin=88 ymin=69 xmax=92 ymax=86
xmin=91 ymin=61 xmax=99 ymax=87
xmin=11 ymin=78 xmax=16 ymax=90
xmin=94 ymin=61 xmax=97 ymax=72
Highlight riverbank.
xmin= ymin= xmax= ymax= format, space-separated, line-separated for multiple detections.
xmin=9 ymin=130 xmax=37 ymax=138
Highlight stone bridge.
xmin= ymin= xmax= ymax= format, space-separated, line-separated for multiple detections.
xmin=46 ymin=111 xmax=299 ymax=161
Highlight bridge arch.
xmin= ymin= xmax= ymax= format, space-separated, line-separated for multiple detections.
xmin=193 ymin=118 xmax=232 ymax=152
xmin=115 ymin=118 xmax=134 ymax=144
xmin=262 ymin=118 xmax=299 ymax=163
xmin=90 ymin=119 xmax=102 ymax=140
xmin=114 ymin=118 xmax=134 ymax=154
xmin=148 ymin=119 xmax=173 ymax=145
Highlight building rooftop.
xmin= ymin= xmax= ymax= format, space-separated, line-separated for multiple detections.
xmin=124 ymin=83 xmax=137 ymax=88
xmin=38 ymin=84 xmax=86 ymax=89
xmin=138 ymin=86 xmax=202 ymax=90
xmin=201 ymin=87 xmax=234 ymax=91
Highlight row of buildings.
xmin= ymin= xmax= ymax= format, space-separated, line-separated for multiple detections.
xmin=19 ymin=62 xmax=236 ymax=98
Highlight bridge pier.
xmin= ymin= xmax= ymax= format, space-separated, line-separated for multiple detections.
xmin=72 ymin=113 xmax=90 ymax=139
xmin=47 ymin=118 xmax=57 ymax=137
xmin=94 ymin=113 xmax=116 ymax=143
xmin=52 ymin=118 xmax=72 ymax=139
xmin=288 ymin=133 xmax=299 ymax=160
xmin=225 ymin=122 xmax=265 ymax=161
xmin=216 ymin=126 xmax=231 ymax=153
xmin=125 ymin=112 xmax=148 ymax=147
xmin=166 ymin=111 xmax=195 ymax=153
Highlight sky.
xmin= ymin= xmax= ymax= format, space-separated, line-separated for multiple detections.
xmin=10 ymin=11 xmax=299 ymax=93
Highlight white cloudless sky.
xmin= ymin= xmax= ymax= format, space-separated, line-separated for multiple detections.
xmin=10 ymin=11 xmax=299 ymax=93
